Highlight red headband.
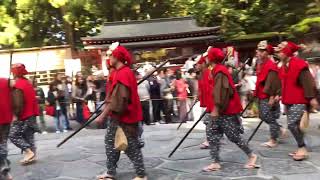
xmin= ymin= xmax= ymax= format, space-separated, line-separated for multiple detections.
xmin=11 ymin=63 xmax=28 ymax=76
xmin=207 ymin=48 xmax=225 ymax=63
xmin=281 ymin=41 xmax=300 ymax=57
xmin=111 ymin=45 xmax=132 ymax=65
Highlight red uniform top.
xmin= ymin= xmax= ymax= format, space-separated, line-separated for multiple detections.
xmin=280 ymin=57 xmax=310 ymax=105
xmin=212 ymin=64 xmax=243 ymax=115
xmin=198 ymin=77 xmax=205 ymax=107
xmin=203 ymin=68 xmax=215 ymax=112
xmin=0 ymin=78 xmax=13 ymax=125
xmin=255 ymin=59 xmax=279 ymax=99
xmin=14 ymin=78 xmax=39 ymax=121
xmin=110 ymin=66 xmax=143 ymax=124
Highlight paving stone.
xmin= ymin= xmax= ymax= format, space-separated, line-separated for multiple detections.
xmin=117 ymin=157 xmax=164 ymax=171
xmin=259 ymin=150 xmax=292 ymax=159
xmin=159 ymin=159 xmax=212 ymax=173
xmin=275 ymin=173 xmax=320 ymax=180
xmin=220 ymin=150 xmax=248 ymax=164
xmin=60 ymin=159 xmax=104 ymax=179
xmin=11 ymin=161 xmax=64 ymax=180
xmin=8 ymin=116 xmax=320 ymax=180
xmin=46 ymin=152 xmax=92 ymax=162
xmin=229 ymin=177 xmax=277 ymax=180
xmin=48 ymin=177 xmax=85 ymax=180
xmin=85 ymin=154 xmax=106 ymax=163
xmin=261 ymin=158 xmax=318 ymax=175
xmin=307 ymin=152 xmax=320 ymax=167
xmin=163 ymin=148 xmax=209 ymax=161
xmin=176 ymin=174 xmax=225 ymax=180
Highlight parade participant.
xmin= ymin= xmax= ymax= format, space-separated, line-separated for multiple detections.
xmin=203 ymin=48 xmax=259 ymax=172
xmin=276 ymin=41 xmax=318 ymax=161
xmin=196 ymin=54 xmax=212 ymax=149
xmin=9 ymin=63 xmax=39 ymax=165
xmin=0 ymin=78 xmax=13 ymax=180
xmin=255 ymin=40 xmax=287 ymax=148
xmin=96 ymin=42 xmax=146 ymax=180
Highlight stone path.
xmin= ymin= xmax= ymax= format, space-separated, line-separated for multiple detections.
xmin=8 ymin=113 xmax=320 ymax=180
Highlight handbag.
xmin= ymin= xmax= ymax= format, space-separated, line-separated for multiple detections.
xmin=45 ymin=106 xmax=55 ymax=116
xmin=300 ymin=111 xmax=310 ymax=133
xmin=114 ymin=127 xmax=128 ymax=151
xmin=82 ymin=103 xmax=91 ymax=121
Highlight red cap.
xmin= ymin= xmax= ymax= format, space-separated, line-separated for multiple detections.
xmin=207 ymin=48 xmax=225 ymax=63
xmin=11 ymin=63 xmax=28 ymax=76
xmin=281 ymin=41 xmax=300 ymax=57
xmin=111 ymin=45 xmax=132 ymax=65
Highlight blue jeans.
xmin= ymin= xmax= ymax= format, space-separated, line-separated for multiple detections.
xmin=55 ymin=110 xmax=68 ymax=131
xmin=76 ymin=103 xmax=84 ymax=124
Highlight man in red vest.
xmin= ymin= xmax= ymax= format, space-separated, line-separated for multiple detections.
xmin=0 ymin=78 xmax=13 ymax=180
xmin=95 ymin=42 xmax=146 ymax=180
xmin=9 ymin=63 xmax=39 ymax=166
xmin=202 ymin=47 xmax=259 ymax=172
xmin=255 ymin=40 xmax=287 ymax=148
xmin=277 ymin=41 xmax=318 ymax=161
xmin=195 ymin=54 xmax=212 ymax=149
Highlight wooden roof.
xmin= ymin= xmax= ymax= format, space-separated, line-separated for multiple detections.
xmin=82 ymin=17 xmax=221 ymax=49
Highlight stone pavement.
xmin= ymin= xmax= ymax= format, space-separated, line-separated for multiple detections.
xmin=8 ymin=113 xmax=320 ymax=180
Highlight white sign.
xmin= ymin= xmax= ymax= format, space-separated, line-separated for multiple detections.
xmin=64 ymin=59 xmax=81 ymax=77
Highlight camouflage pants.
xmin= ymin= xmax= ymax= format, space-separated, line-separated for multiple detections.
xmin=0 ymin=124 xmax=11 ymax=179
xmin=287 ymin=104 xmax=306 ymax=148
xmin=206 ymin=115 xmax=252 ymax=163
xmin=259 ymin=99 xmax=281 ymax=140
xmin=104 ymin=119 xmax=146 ymax=177
xmin=9 ymin=117 xmax=39 ymax=153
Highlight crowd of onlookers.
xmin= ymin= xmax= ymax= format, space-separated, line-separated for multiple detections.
xmin=33 ymin=57 xmax=320 ymax=134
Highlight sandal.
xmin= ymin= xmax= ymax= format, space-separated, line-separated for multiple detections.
xmin=97 ymin=173 xmax=116 ymax=180
xmin=244 ymin=154 xmax=261 ymax=169
xmin=202 ymin=163 xmax=221 ymax=172
xmin=293 ymin=154 xmax=309 ymax=161
xmin=20 ymin=156 xmax=36 ymax=166
xmin=288 ymin=151 xmax=297 ymax=157
xmin=200 ymin=142 xmax=209 ymax=149
xmin=261 ymin=142 xmax=277 ymax=148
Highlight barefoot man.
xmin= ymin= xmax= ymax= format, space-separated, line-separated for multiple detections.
xmin=96 ymin=43 xmax=147 ymax=180
xmin=255 ymin=40 xmax=287 ymax=148
xmin=276 ymin=41 xmax=318 ymax=161
xmin=203 ymin=48 xmax=259 ymax=172
xmin=9 ymin=63 xmax=39 ymax=166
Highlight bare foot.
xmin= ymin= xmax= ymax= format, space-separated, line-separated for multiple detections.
xmin=20 ymin=149 xmax=35 ymax=165
xmin=96 ymin=173 xmax=115 ymax=180
xmin=293 ymin=147 xmax=309 ymax=161
xmin=200 ymin=141 xmax=209 ymax=149
xmin=245 ymin=154 xmax=260 ymax=169
xmin=261 ymin=140 xmax=278 ymax=148
xmin=202 ymin=163 xmax=221 ymax=172
xmin=280 ymin=128 xmax=289 ymax=139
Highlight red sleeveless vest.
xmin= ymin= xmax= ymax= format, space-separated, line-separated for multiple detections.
xmin=110 ymin=66 xmax=143 ymax=124
xmin=212 ymin=64 xmax=243 ymax=115
xmin=280 ymin=57 xmax=310 ymax=105
xmin=0 ymin=78 xmax=13 ymax=125
xmin=255 ymin=59 xmax=279 ymax=99
xmin=14 ymin=78 xmax=39 ymax=121
xmin=197 ymin=77 xmax=205 ymax=107
xmin=203 ymin=68 xmax=215 ymax=112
